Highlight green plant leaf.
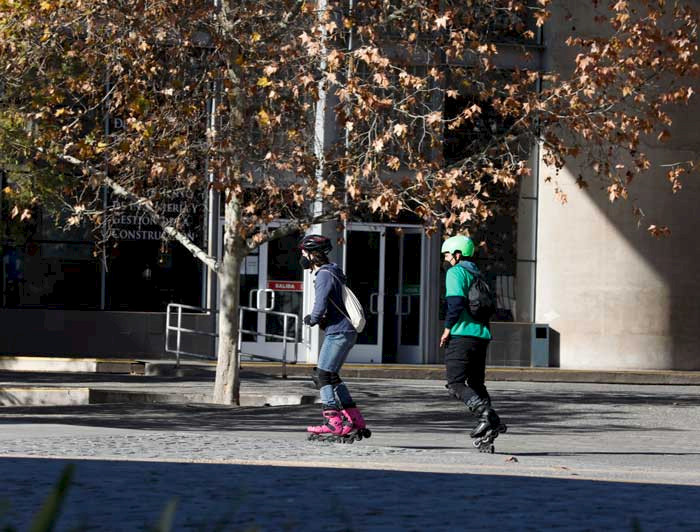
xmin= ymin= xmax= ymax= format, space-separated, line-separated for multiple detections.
xmin=29 ymin=464 xmax=74 ymax=532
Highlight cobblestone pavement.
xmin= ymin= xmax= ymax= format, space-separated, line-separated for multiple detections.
xmin=1 ymin=378 xmax=700 ymax=531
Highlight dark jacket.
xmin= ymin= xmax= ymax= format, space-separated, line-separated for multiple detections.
xmin=309 ymin=263 xmax=355 ymax=334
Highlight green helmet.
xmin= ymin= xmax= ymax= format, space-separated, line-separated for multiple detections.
xmin=441 ymin=235 xmax=475 ymax=257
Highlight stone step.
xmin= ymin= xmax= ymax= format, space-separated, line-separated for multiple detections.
xmin=0 ymin=356 xmax=144 ymax=374
xmin=0 ymin=386 xmax=91 ymax=406
xmin=0 ymin=385 xmax=316 ymax=407
xmin=2 ymin=356 xmax=699 ymax=386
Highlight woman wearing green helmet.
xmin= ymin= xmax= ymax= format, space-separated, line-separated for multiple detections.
xmin=440 ymin=234 xmax=507 ymax=453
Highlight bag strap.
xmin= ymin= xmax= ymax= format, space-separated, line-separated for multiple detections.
xmin=330 ymin=296 xmax=352 ymax=324
xmin=317 ymin=269 xmax=352 ymax=323
xmin=465 ymin=267 xmax=484 ymax=293
xmin=317 ymin=268 xmax=346 ymax=291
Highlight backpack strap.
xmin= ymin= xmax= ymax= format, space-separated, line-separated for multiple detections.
xmin=460 ymin=262 xmax=481 ymax=293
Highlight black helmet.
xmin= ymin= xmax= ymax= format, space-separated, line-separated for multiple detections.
xmin=299 ymin=234 xmax=332 ymax=254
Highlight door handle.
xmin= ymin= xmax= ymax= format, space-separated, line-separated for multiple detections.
xmin=395 ymin=294 xmax=411 ymax=316
xmin=263 ymin=288 xmax=275 ymax=311
xmin=249 ymin=289 xmax=259 ymax=308
xmin=370 ymin=292 xmax=378 ymax=315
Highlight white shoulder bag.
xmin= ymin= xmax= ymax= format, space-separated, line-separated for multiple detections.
xmin=320 ymin=270 xmax=366 ymax=333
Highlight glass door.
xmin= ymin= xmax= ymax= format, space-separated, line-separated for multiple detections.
xmin=344 ymin=224 xmax=385 ymax=363
xmin=219 ymin=221 xmax=304 ymax=361
xmin=261 ymin=229 xmax=304 ymax=359
xmin=344 ymin=223 xmax=424 ymax=364
xmin=394 ymin=228 xmax=424 ymax=363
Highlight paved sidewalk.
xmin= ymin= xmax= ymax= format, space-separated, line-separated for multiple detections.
xmin=213 ymin=361 xmax=700 ymax=385
xmin=1 ymin=376 xmax=700 ymax=530
xmin=0 ymin=369 xmax=318 ymax=406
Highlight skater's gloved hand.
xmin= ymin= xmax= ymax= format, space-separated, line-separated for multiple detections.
xmin=303 ymin=314 xmax=312 ymax=326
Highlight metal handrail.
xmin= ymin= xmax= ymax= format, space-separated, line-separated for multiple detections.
xmin=165 ymin=303 xmax=217 ymax=367
xmin=238 ymin=305 xmax=299 ymax=378
xmin=165 ymin=302 xmax=299 ymax=377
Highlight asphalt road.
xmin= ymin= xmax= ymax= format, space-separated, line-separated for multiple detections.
xmin=1 ymin=378 xmax=699 ymax=531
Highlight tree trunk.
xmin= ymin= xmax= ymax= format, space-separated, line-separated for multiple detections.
xmin=212 ymin=198 xmax=245 ymax=405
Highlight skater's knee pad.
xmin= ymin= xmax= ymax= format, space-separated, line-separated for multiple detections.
xmin=329 ymin=372 xmax=342 ymax=387
xmin=446 ymin=383 xmax=467 ymax=402
xmin=315 ymin=369 xmax=335 ymax=388
xmin=310 ymin=367 xmax=322 ymax=389
xmin=465 ymin=394 xmax=491 ymax=415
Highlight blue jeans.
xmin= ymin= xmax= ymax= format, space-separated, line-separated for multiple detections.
xmin=317 ymin=331 xmax=357 ymax=409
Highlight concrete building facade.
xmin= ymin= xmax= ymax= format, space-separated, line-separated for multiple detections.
xmin=535 ymin=2 xmax=700 ymax=370
xmin=1 ymin=4 xmax=698 ymax=370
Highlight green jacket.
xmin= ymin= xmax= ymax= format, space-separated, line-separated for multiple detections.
xmin=444 ymin=261 xmax=491 ymax=339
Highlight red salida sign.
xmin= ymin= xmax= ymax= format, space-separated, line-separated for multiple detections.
xmin=267 ymin=280 xmax=304 ymax=292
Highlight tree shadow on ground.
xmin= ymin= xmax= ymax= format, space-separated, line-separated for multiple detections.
xmin=514 ymin=451 xmax=700 ymax=457
xmin=0 ymin=380 xmax=697 ymax=439
xmin=1 ymin=457 xmax=700 ymax=531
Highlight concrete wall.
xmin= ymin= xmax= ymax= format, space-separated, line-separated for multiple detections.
xmin=535 ymin=3 xmax=700 ymax=370
xmin=0 ymin=309 xmax=549 ymax=366
xmin=0 ymin=309 xmax=215 ymax=359
xmin=487 ymin=322 xmax=550 ymax=367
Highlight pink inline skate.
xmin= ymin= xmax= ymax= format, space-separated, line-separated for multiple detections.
xmin=341 ymin=406 xmax=372 ymax=441
xmin=307 ymin=408 xmax=349 ymax=443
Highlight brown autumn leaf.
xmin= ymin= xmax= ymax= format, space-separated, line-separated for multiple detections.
xmin=1 ymin=0 xmax=697 ymax=401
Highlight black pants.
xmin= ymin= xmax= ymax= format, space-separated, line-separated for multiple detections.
xmin=444 ymin=335 xmax=490 ymax=401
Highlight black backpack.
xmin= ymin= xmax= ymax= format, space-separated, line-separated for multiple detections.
xmin=467 ymin=273 xmax=497 ymax=324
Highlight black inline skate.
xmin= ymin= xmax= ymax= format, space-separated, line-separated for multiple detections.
xmin=471 ymin=408 xmax=507 ymax=453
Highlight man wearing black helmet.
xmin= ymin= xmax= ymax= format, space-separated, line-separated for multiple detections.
xmin=299 ymin=234 xmax=370 ymax=443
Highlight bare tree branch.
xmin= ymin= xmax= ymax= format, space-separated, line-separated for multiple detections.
xmin=53 ymin=152 xmax=220 ymax=273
